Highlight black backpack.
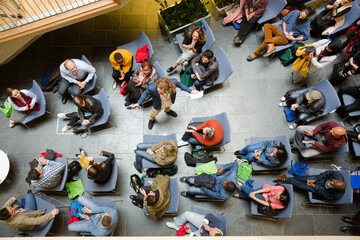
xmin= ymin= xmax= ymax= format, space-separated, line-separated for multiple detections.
xmin=184 ymin=152 xmax=217 ymax=167
xmin=257 ymin=204 xmax=279 ymax=216
xmin=67 ymin=161 xmax=82 ymax=182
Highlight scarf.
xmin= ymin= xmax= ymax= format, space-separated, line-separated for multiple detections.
xmin=11 ymin=92 xmax=39 ymax=114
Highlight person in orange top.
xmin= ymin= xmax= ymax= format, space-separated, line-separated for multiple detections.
xmin=178 ymin=119 xmax=224 ymax=147
xmin=109 ymin=49 xmax=133 ymax=90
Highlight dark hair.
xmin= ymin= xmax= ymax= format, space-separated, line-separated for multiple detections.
xmin=328 ymin=39 xmax=343 ymax=54
xmin=146 ymin=194 xmax=159 ymax=206
xmin=276 ymin=142 xmax=288 ymax=164
xmin=0 ymin=208 xmax=11 ymax=220
xmin=87 ymin=164 xmax=103 ymax=180
xmin=101 ymin=215 xmax=112 ymax=228
xmin=279 ymin=187 xmax=290 ymax=207
xmin=224 ymin=181 xmax=236 ymax=193
xmin=114 ymin=52 xmax=123 ymax=62
xmin=141 ymin=61 xmax=153 ymax=70
xmin=202 ymin=50 xmax=214 ymax=60
xmin=302 ymin=6 xmax=315 ymax=17
xmin=6 ymin=88 xmax=15 ymax=97
xmin=73 ymin=94 xmax=88 ymax=108
xmin=188 ymin=26 xmax=206 ymax=43
xmin=28 ymin=168 xmax=41 ymax=180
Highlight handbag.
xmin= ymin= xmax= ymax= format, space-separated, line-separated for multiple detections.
xmin=67 ymin=161 xmax=82 ymax=182
xmin=257 ymin=204 xmax=279 ymax=216
xmin=180 ymin=65 xmax=194 ymax=87
xmin=0 ymin=100 xmax=13 ymax=117
xmin=284 ymin=107 xmax=299 ymax=122
xmin=119 ymin=82 xmax=128 ymax=96
xmin=130 ymin=174 xmax=143 ymax=193
xmin=330 ymin=62 xmax=346 ymax=85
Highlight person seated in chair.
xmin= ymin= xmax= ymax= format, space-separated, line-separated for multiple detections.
xmin=178 ymin=118 xmax=224 ymax=147
xmin=279 ymin=89 xmax=326 ymax=129
xmin=247 ymin=6 xmax=314 ymax=61
xmin=234 ymin=141 xmax=288 ymax=167
xmin=166 ymin=211 xmax=226 ymax=236
xmin=180 ymin=162 xmax=237 ymax=200
xmin=190 ymin=49 xmax=219 ymax=91
xmin=130 ymin=175 xmax=170 ymax=220
xmin=290 ymin=121 xmax=347 ymax=158
xmin=233 ymin=181 xmax=290 ymax=210
xmin=331 ymin=51 xmax=360 ymax=85
xmin=57 ymin=94 xmax=104 ymax=134
xmin=58 ymin=59 xmax=96 ymax=104
xmin=76 ymin=148 xmax=115 ymax=184
xmin=68 ymin=196 xmax=118 ymax=236
xmin=28 ymin=155 xmax=65 ymax=189
xmin=275 ymin=170 xmax=347 ymax=201
xmin=123 ymin=61 xmax=159 ymax=107
xmin=133 ymin=139 xmax=178 ymax=173
xmin=6 ymin=87 xmax=40 ymax=128
xmin=109 ymin=49 xmax=133 ymax=90
xmin=337 ymin=81 xmax=360 ymax=117
xmin=0 ymin=191 xmax=59 ymax=230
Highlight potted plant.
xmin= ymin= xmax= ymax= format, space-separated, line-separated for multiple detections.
xmin=206 ymin=0 xmax=238 ymax=20
xmin=155 ymin=0 xmax=211 ymax=40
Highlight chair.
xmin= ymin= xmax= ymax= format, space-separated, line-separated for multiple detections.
xmin=143 ymin=177 xmax=180 ymax=216
xmin=303 ymin=121 xmax=349 ymax=160
xmin=89 ymin=88 xmax=115 ymax=132
xmin=249 ymin=136 xmax=292 ymax=172
xmin=188 ymin=207 xmax=227 ymax=234
xmin=116 ymin=31 xmax=154 ymax=71
xmin=306 ymin=168 xmax=353 ymax=206
xmin=191 ymin=112 xmax=231 ymax=150
xmin=35 ymin=156 xmax=68 ymax=192
xmin=257 ymin=0 xmax=287 ymax=25
xmin=248 ymin=180 xmax=294 ymax=221
xmin=22 ymin=196 xmax=56 ymax=236
xmin=202 ymin=47 xmax=233 ymax=91
xmin=330 ymin=2 xmax=360 ymax=36
xmin=289 ymin=80 xmax=341 ymax=123
xmin=22 ymin=80 xmax=47 ymax=128
xmin=80 ymin=157 xmax=118 ymax=195
xmin=351 ymin=124 xmax=360 ymax=157
xmin=77 ymin=55 xmax=97 ymax=96
xmin=140 ymin=134 xmax=178 ymax=169
xmin=80 ymin=199 xmax=117 ymax=236
xmin=153 ymin=61 xmax=166 ymax=79
xmin=175 ymin=19 xmax=216 ymax=52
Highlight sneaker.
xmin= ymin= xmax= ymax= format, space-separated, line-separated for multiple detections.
xmin=61 ymin=125 xmax=73 ymax=133
xmin=148 ymin=119 xmax=155 ymax=130
xmin=57 ymin=113 xmax=67 ymax=119
xmin=178 ymin=140 xmax=189 ymax=147
xmin=279 ymin=102 xmax=287 ymax=107
xmin=289 ymin=123 xmax=297 ymax=130
xmin=280 ymin=97 xmax=286 ymax=102
xmin=166 ymin=222 xmax=180 ymax=231
xmin=112 ymin=81 xmax=118 ymax=90
xmin=167 ymin=66 xmax=175 ymax=74
xmin=124 ymin=101 xmax=132 ymax=107
xmin=165 ymin=110 xmax=177 ymax=118
xmin=180 ymin=177 xmax=188 ymax=183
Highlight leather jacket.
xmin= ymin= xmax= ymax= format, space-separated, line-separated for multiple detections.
xmin=78 ymin=95 xmax=103 ymax=123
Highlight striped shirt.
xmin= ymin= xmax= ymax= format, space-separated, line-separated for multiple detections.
xmin=31 ymin=161 xmax=65 ymax=188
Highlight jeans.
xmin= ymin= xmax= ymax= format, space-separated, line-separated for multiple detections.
xmin=183 ymin=176 xmax=206 ymax=196
xmin=58 ymin=78 xmax=82 ymax=97
xmin=181 ymin=122 xmax=202 ymax=145
xmin=25 ymin=193 xmax=36 ymax=211
xmin=240 ymin=185 xmax=265 ymax=201
xmin=293 ymin=125 xmax=323 ymax=158
xmin=174 ymin=211 xmax=205 ymax=236
xmin=239 ymin=142 xmax=265 ymax=162
xmin=193 ymin=80 xmax=206 ymax=91
xmin=135 ymin=143 xmax=157 ymax=170
xmin=68 ymin=196 xmax=99 ymax=233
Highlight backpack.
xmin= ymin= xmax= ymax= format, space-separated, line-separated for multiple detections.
xmin=237 ymin=162 xmax=253 ymax=180
xmin=257 ymin=204 xmax=279 ymax=216
xmin=68 ymin=200 xmax=83 ymax=224
xmin=184 ymin=152 xmax=217 ymax=166
xmin=191 ymin=148 xmax=210 ymax=160
xmin=284 ymin=107 xmax=299 ymax=122
xmin=67 ymin=161 xmax=82 ymax=182
xmin=161 ymin=165 xmax=178 ymax=176
xmin=0 ymin=100 xmax=13 ymax=117
xmin=40 ymin=67 xmax=61 ymax=91
xmin=130 ymin=174 xmax=143 ymax=193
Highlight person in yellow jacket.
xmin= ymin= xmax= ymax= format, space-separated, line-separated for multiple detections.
xmin=109 ymin=49 xmax=133 ymax=90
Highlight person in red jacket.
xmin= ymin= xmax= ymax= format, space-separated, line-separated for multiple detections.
xmin=178 ymin=119 xmax=224 ymax=147
xmin=291 ymin=121 xmax=347 ymax=158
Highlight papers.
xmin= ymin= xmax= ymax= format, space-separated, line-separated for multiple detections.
xmin=189 ymin=91 xmax=204 ymax=100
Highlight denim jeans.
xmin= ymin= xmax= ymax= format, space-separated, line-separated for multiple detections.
xmin=25 ymin=193 xmax=36 ymax=211
xmin=135 ymin=143 xmax=157 ymax=170
xmin=58 ymin=78 xmax=82 ymax=96
xmin=181 ymin=122 xmax=203 ymax=145
xmin=240 ymin=185 xmax=265 ymax=201
xmin=193 ymin=80 xmax=206 ymax=91
xmin=240 ymin=142 xmax=266 ymax=162
xmin=68 ymin=196 xmax=100 ymax=233
xmin=174 ymin=211 xmax=205 ymax=236
xmin=184 ymin=176 xmax=206 ymax=196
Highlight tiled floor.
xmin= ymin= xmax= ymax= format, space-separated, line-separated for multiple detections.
xmin=0 ymin=0 xmax=359 ymax=237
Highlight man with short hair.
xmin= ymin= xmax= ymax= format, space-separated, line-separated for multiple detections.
xmin=275 ymin=170 xmax=347 ymax=201
xmin=28 ymin=155 xmax=65 ymax=189
xmin=68 ymin=196 xmax=118 ymax=236
xmin=109 ymin=49 xmax=133 ymax=90
xmin=166 ymin=211 xmax=226 ymax=236
xmin=190 ymin=49 xmax=219 ymax=90
xmin=178 ymin=119 xmax=224 ymax=147
xmin=180 ymin=162 xmax=238 ymax=200
xmin=291 ymin=121 xmax=347 ymax=158
xmin=0 ymin=191 xmax=59 ymax=230
xmin=58 ymin=59 xmax=96 ymax=104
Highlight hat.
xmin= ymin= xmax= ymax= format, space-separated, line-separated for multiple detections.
xmin=306 ymin=90 xmax=322 ymax=101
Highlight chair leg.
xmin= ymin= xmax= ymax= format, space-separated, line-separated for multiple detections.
xmin=246 ymin=213 xmax=278 ymax=222
xmin=302 ymin=201 xmax=334 ymax=208
xmin=89 ymin=120 xmax=117 ymax=135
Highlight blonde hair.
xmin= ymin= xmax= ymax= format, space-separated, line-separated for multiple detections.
xmin=155 ymin=77 xmax=176 ymax=94
xmin=188 ymin=26 xmax=206 ymax=43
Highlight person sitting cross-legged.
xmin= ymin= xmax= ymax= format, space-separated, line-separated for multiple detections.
xmin=68 ymin=196 xmax=118 ymax=236
xmin=180 ymin=162 xmax=237 ymax=200
xmin=166 ymin=211 xmax=226 ymax=236
xmin=275 ymin=170 xmax=346 ymax=201
xmin=28 ymin=155 xmax=65 ymax=189
xmin=290 ymin=121 xmax=347 ymax=158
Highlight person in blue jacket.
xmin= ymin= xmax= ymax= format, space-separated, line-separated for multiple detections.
xmin=180 ymin=162 xmax=238 ymax=200
xmin=132 ymin=77 xmax=199 ymax=129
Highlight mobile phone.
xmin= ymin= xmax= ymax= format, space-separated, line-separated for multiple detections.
xmin=185 ymin=226 xmax=189 ymax=230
